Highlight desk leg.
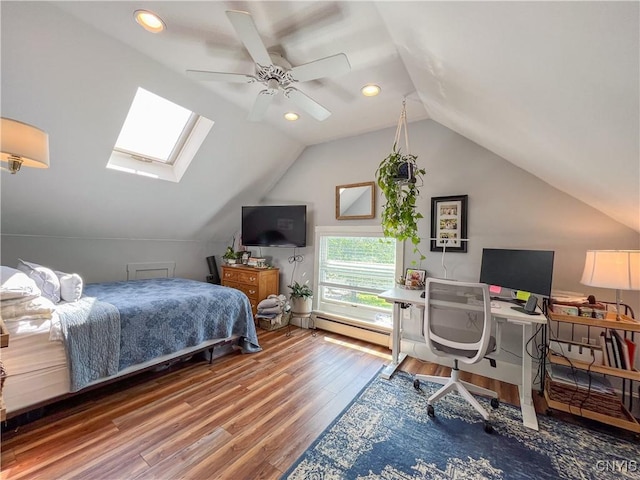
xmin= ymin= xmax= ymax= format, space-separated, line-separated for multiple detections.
xmin=381 ymin=301 xmax=407 ymax=379
xmin=518 ymin=322 xmax=539 ymax=431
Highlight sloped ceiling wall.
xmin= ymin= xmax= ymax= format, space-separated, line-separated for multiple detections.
xmin=1 ymin=1 xmax=638 ymax=255
xmin=0 ymin=1 xmax=303 ymax=243
xmin=377 ymin=1 xmax=639 ymax=232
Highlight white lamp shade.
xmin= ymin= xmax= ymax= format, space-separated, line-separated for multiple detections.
xmin=581 ymin=250 xmax=640 ymax=291
xmin=1 ymin=117 xmax=50 ymax=168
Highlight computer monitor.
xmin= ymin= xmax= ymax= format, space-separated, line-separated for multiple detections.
xmin=479 ymin=248 xmax=555 ymax=298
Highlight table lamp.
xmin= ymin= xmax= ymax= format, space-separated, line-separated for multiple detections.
xmin=1 ymin=117 xmax=50 ymax=174
xmin=580 ymin=250 xmax=640 ymax=320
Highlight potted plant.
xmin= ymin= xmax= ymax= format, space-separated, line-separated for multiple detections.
xmin=288 ymin=281 xmax=313 ymax=316
xmin=223 ymin=246 xmax=237 ymax=265
xmin=376 ymin=143 xmax=426 ymax=260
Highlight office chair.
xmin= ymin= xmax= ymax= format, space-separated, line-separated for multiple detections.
xmin=413 ymin=278 xmax=499 ymax=433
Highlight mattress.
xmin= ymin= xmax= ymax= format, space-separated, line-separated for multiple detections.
xmin=1 ymin=316 xmax=69 ymax=414
xmin=2 ymin=314 xmax=237 ymax=415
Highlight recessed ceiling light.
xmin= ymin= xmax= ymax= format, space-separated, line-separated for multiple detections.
xmin=361 ymin=84 xmax=381 ymax=97
xmin=284 ymin=112 xmax=299 ymax=121
xmin=134 ymin=10 xmax=166 ymax=33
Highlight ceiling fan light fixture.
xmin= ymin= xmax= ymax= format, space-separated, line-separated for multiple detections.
xmin=361 ymin=84 xmax=381 ymax=97
xmin=284 ymin=112 xmax=299 ymax=121
xmin=134 ymin=10 xmax=166 ymax=33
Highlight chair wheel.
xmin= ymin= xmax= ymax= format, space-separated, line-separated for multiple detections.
xmin=413 ymin=379 xmax=421 ymax=390
xmin=427 ymin=404 xmax=435 ymax=417
xmin=490 ymin=398 xmax=499 ymax=409
xmin=484 ymin=421 xmax=494 ymax=434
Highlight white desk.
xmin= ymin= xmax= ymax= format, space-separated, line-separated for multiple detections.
xmin=379 ymin=287 xmax=547 ymax=431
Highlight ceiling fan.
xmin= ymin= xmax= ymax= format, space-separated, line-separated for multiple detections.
xmin=186 ymin=10 xmax=351 ymax=122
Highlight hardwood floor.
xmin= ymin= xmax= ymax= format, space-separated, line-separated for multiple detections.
xmin=1 ymin=327 xmax=524 ymax=479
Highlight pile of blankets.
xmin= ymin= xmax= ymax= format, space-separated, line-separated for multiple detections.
xmin=255 ymin=294 xmax=290 ymax=327
xmin=1 ymin=265 xmax=57 ymax=326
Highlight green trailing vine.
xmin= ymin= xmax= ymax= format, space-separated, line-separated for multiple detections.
xmin=375 ymin=143 xmax=426 ymax=261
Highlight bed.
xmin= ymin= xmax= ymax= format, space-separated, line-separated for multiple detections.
xmin=1 ymin=275 xmax=260 ymax=418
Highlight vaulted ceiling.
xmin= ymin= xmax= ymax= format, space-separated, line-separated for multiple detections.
xmin=7 ymin=1 xmax=640 ymax=234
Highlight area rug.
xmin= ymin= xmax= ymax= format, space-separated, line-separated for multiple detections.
xmin=283 ymin=371 xmax=639 ymax=480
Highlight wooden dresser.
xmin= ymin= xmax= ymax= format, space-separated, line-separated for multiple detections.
xmin=221 ymin=265 xmax=279 ymax=316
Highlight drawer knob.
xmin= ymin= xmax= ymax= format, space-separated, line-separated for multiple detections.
xmin=250 ymin=277 xmax=256 ymax=281
xmin=249 ymin=289 xmax=256 ymax=294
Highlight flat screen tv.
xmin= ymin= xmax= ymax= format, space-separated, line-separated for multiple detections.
xmin=242 ymin=205 xmax=307 ymax=247
xmin=479 ymin=248 xmax=555 ymax=298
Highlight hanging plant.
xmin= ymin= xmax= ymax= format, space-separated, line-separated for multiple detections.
xmin=375 ymin=101 xmax=426 ymax=261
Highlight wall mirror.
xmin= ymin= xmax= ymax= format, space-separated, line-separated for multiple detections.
xmin=336 ymin=181 xmax=376 ymax=220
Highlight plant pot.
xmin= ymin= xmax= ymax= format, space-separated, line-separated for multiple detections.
xmin=290 ymin=297 xmax=313 ymax=315
xmin=394 ymin=161 xmax=416 ymax=183
xmin=225 ymin=258 xmax=236 ymax=265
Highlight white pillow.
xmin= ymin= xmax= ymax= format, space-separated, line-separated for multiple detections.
xmin=0 ymin=295 xmax=56 ymax=321
xmin=55 ymin=271 xmax=83 ymax=302
xmin=16 ymin=259 xmax=61 ymax=303
xmin=0 ymin=266 xmax=41 ymax=300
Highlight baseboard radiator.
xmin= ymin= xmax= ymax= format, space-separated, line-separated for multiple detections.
xmin=311 ymin=313 xmax=391 ymax=348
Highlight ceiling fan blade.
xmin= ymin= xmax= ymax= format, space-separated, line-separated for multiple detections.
xmin=226 ymin=10 xmax=272 ymax=67
xmin=186 ymin=70 xmax=256 ymax=83
xmin=248 ymin=90 xmax=277 ymax=122
xmin=290 ymin=53 xmax=351 ymax=83
xmin=284 ymin=88 xmax=331 ymax=121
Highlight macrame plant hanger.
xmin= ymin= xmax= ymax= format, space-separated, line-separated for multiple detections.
xmin=394 ymin=98 xmax=411 ymax=156
xmin=392 ymin=99 xmax=417 ymax=184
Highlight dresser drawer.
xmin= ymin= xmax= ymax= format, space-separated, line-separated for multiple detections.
xmin=221 ymin=265 xmax=279 ymax=317
xmin=222 ymin=269 xmax=259 ymax=286
xmin=222 ymin=279 xmax=257 ymax=297
xmin=236 ymin=271 xmax=259 ymax=286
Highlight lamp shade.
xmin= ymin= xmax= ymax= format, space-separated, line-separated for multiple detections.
xmin=580 ymin=250 xmax=640 ymax=291
xmin=1 ymin=117 xmax=50 ymax=169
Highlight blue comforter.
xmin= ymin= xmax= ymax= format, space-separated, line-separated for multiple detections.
xmin=61 ymin=278 xmax=260 ymax=391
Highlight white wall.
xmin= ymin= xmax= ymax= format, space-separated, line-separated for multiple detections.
xmin=1 ymin=2 xmax=302 ymax=281
xmin=262 ymin=118 xmax=640 ymax=315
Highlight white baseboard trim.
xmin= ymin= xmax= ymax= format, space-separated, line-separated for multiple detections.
xmin=312 ymin=314 xmax=391 ymax=348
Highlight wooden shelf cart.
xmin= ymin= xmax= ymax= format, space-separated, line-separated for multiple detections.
xmin=545 ymin=309 xmax=640 ymax=433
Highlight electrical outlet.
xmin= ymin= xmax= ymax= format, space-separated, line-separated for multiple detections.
xmin=403 ymin=307 xmax=411 ymax=321
xmin=581 ymin=337 xmax=597 ymax=345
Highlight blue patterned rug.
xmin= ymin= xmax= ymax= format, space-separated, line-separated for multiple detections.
xmin=283 ymin=371 xmax=639 ymax=479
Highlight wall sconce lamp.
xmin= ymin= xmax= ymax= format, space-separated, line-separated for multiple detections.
xmin=0 ymin=118 xmax=50 ymax=174
xmin=581 ymin=250 xmax=640 ymax=320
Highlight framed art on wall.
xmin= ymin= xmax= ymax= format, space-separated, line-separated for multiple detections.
xmin=430 ymin=195 xmax=468 ymax=252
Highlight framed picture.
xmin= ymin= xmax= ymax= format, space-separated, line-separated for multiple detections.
xmin=430 ymin=195 xmax=468 ymax=252
xmin=405 ymin=268 xmax=426 ymax=287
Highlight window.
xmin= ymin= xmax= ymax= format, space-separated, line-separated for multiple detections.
xmin=314 ymin=226 xmax=403 ymax=329
xmin=107 ymin=87 xmax=213 ymax=182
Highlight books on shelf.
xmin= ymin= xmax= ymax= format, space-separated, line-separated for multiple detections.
xmin=625 ymin=338 xmax=637 ymax=370
xmin=601 ymin=331 xmax=618 ymax=368
xmin=605 ymin=329 xmax=636 ymax=371
xmin=610 ymin=329 xmax=623 ymax=369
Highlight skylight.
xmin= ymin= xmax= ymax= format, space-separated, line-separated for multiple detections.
xmin=108 ymin=87 xmax=213 ymax=182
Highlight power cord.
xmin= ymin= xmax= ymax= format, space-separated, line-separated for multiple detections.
xmin=545 ymin=319 xmax=604 ymax=416
xmin=288 ymin=248 xmax=304 ymax=284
